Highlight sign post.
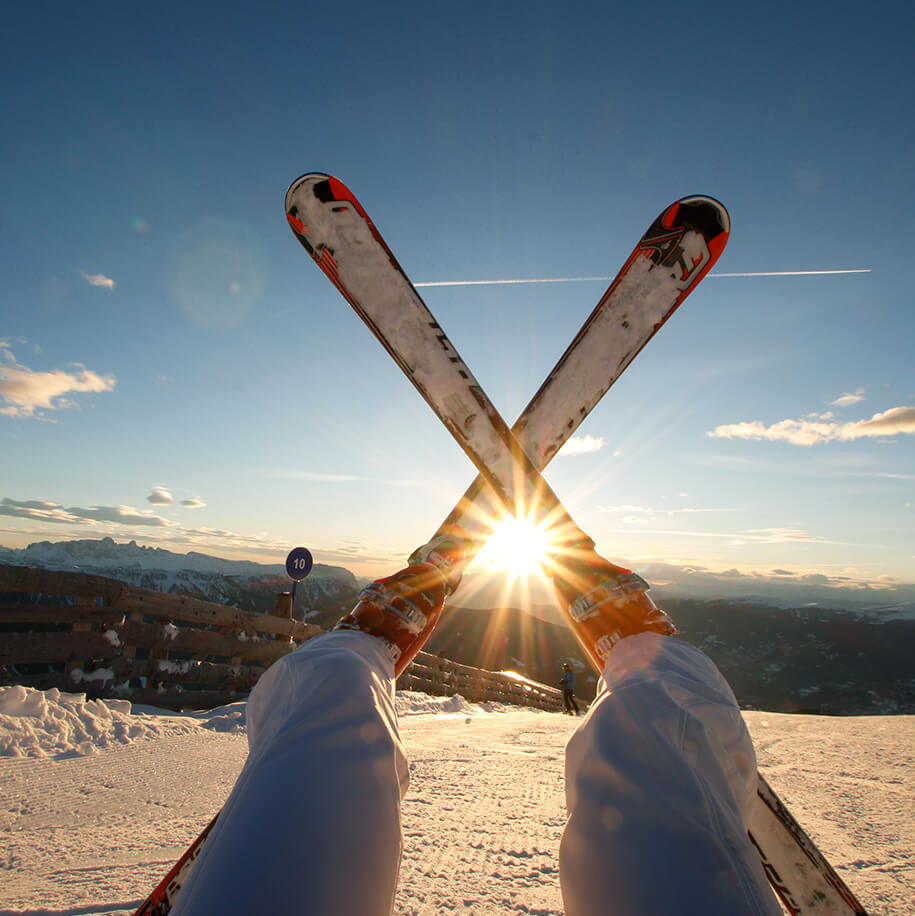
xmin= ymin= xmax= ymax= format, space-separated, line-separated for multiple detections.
xmin=285 ymin=546 xmax=314 ymax=612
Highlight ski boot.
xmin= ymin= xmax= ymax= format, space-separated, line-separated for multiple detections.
xmin=408 ymin=533 xmax=473 ymax=595
xmin=545 ymin=548 xmax=677 ymax=672
xmin=334 ymin=562 xmax=448 ymax=676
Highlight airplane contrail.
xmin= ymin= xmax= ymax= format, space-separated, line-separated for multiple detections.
xmin=414 ymin=268 xmax=871 ymax=288
xmin=710 ymin=269 xmax=872 ymax=278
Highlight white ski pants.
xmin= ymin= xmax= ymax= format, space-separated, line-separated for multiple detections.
xmin=173 ymin=630 xmax=781 ymax=915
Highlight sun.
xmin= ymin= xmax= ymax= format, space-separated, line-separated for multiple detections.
xmin=477 ymin=514 xmax=553 ymax=579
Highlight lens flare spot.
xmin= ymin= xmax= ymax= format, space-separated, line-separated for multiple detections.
xmin=167 ymin=218 xmax=269 ymax=329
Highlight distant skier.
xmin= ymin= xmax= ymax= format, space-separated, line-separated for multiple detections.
xmin=559 ymin=662 xmax=580 ymax=715
xmin=171 ymin=548 xmax=781 ymax=916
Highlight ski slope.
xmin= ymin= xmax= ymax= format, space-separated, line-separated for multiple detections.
xmin=0 ymin=687 xmax=911 ymax=915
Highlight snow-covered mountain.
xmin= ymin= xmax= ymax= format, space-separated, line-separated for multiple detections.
xmin=0 ymin=537 xmax=359 ymax=619
xmin=0 ymin=537 xmax=353 ymax=582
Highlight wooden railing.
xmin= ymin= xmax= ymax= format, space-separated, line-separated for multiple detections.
xmin=401 ymin=653 xmax=563 ymax=711
xmin=0 ymin=564 xmax=321 ymax=709
xmin=0 ymin=564 xmax=564 ymax=713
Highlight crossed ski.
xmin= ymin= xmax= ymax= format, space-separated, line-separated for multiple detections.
xmin=285 ymin=174 xmax=729 ymax=593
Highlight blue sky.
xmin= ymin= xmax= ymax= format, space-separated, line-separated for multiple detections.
xmin=2 ymin=1 xmax=913 ymax=591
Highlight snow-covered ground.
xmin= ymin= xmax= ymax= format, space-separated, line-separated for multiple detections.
xmin=0 ymin=686 xmax=911 ymax=915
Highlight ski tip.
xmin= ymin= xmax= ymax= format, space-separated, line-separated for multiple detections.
xmin=672 ymin=195 xmax=730 ymax=238
xmin=651 ymin=196 xmax=731 ymax=277
xmin=285 ymin=172 xmax=333 ymax=210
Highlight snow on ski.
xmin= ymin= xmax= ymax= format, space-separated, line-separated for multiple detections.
xmin=286 ymin=174 xmax=868 ymax=915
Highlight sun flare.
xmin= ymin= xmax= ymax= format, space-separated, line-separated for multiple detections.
xmin=477 ymin=515 xmax=553 ymax=579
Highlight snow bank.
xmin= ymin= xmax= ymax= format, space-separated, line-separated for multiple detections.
xmin=0 ymin=685 xmax=201 ymax=758
xmin=189 ymin=701 xmax=248 ymax=733
xmin=395 ymin=689 xmax=546 ymax=717
xmin=0 ymin=686 xmax=910 ymax=913
xmin=0 ymin=687 xmax=538 ymax=759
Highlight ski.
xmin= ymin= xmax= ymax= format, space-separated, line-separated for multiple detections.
xmin=751 ymin=773 xmax=868 ymax=915
xmin=134 ymin=812 xmax=219 ymax=915
xmin=131 ymin=184 xmax=723 ymax=916
xmin=287 ymin=174 xmax=868 ymax=915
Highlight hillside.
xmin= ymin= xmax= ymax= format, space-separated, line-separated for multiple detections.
xmin=388 ymin=600 xmax=915 ymax=715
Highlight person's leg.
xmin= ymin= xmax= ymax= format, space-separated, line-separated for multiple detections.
xmin=172 ymin=561 xmax=450 ymax=915
xmin=559 ymin=633 xmax=782 ymax=916
xmin=569 ymin=692 xmax=580 ymax=715
xmin=172 ymin=631 xmax=407 ymax=915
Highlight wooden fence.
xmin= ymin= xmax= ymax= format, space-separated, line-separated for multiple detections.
xmin=0 ymin=565 xmax=564 ymax=713
xmin=401 ymin=653 xmax=563 ymax=710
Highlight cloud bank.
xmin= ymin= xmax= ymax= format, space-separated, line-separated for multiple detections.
xmin=0 ymin=498 xmax=171 ymax=527
xmin=708 ymin=406 xmax=915 ymax=446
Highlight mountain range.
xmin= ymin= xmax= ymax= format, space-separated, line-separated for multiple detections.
xmin=3 ymin=537 xmax=913 ymax=714
xmin=0 ymin=537 xmax=358 ymax=617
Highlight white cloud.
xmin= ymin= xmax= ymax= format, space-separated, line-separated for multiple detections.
xmin=181 ymin=498 xmax=206 ymax=508
xmin=0 ymin=498 xmax=171 ymax=527
xmin=80 ymin=270 xmax=115 ymax=289
xmin=708 ymin=406 xmax=915 ymax=446
xmin=0 ymin=494 xmax=390 ymax=570
xmin=0 ymin=499 xmax=87 ymax=525
xmin=744 ymin=527 xmax=820 ymax=543
xmin=831 ymin=388 xmax=866 ymax=408
xmin=67 ymin=505 xmax=173 ymax=526
xmin=147 ymin=487 xmax=174 ymax=505
xmin=851 ymin=407 xmax=915 ymax=436
xmin=640 ymin=561 xmax=915 ymax=602
xmin=558 ymin=434 xmax=605 ymax=457
xmin=0 ymin=345 xmax=116 ymax=419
